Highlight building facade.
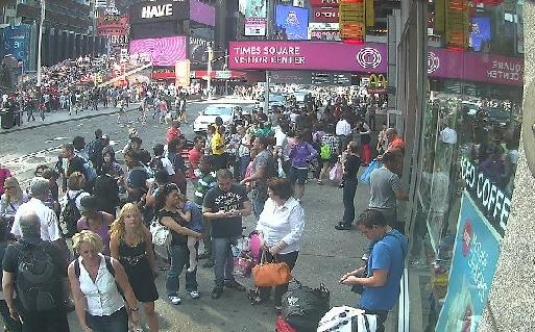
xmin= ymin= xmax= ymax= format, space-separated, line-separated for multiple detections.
xmin=0 ymin=0 xmax=106 ymax=73
xmin=393 ymin=0 xmax=525 ymax=331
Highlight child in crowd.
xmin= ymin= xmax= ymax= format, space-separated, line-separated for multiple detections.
xmin=176 ymin=193 xmax=204 ymax=272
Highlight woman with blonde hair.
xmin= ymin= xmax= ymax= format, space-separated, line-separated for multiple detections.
xmin=68 ymin=230 xmax=140 ymax=332
xmin=110 ymin=203 xmax=159 ymax=332
xmin=0 ymin=177 xmax=28 ymax=227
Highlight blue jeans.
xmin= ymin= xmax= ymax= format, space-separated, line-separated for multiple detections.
xmin=213 ymin=237 xmax=238 ymax=287
xmin=86 ymin=307 xmax=128 ymax=332
xmin=167 ymin=244 xmax=198 ymax=296
xmin=239 ymin=155 xmax=250 ymax=179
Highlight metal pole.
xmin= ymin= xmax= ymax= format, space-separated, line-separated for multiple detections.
xmin=263 ymin=0 xmax=271 ymax=114
xmin=225 ymin=49 xmax=229 ymax=96
xmin=207 ymin=44 xmax=213 ymax=99
xmin=37 ymin=0 xmax=45 ymax=88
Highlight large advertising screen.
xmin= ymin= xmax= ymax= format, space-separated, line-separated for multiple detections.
xmin=190 ymin=0 xmax=215 ymax=27
xmin=436 ymin=193 xmax=501 ymax=332
xmin=229 ymin=41 xmax=387 ymax=73
xmin=129 ymin=36 xmax=187 ymax=67
xmin=470 ymin=17 xmax=491 ymax=52
xmin=275 ymin=5 xmax=309 ymax=40
xmin=129 ymin=0 xmax=190 ymax=24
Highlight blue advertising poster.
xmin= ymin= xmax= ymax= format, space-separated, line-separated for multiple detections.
xmin=1 ymin=25 xmax=31 ymax=72
xmin=275 ymin=5 xmax=309 ymax=40
xmin=471 ymin=17 xmax=492 ymax=52
xmin=436 ymin=192 xmax=501 ymax=332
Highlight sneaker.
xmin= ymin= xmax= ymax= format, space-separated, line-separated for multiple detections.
xmin=225 ymin=280 xmax=246 ymax=292
xmin=211 ymin=286 xmax=223 ymax=300
xmin=168 ymin=295 xmax=182 ymax=305
xmin=335 ymin=223 xmax=352 ymax=231
xmin=189 ymin=290 xmax=200 ymax=299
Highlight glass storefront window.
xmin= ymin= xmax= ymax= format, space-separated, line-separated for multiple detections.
xmin=429 ymin=0 xmax=524 ymax=57
xmin=409 ymin=1 xmax=524 ymax=331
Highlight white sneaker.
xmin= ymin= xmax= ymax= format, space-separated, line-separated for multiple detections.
xmin=168 ymin=295 xmax=182 ymax=305
xmin=189 ymin=290 xmax=200 ymax=299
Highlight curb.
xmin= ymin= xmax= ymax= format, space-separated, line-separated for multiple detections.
xmin=0 ymin=97 xmax=220 ymax=135
xmin=0 ymin=107 xmax=137 ymax=135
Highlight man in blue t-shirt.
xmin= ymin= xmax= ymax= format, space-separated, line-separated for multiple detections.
xmin=340 ymin=209 xmax=408 ymax=332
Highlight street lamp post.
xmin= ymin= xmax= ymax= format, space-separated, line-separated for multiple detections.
xmin=207 ymin=44 xmax=213 ymax=99
xmin=37 ymin=0 xmax=45 ymax=88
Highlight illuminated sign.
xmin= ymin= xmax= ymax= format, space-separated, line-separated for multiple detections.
xmin=141 ymin=4 xmax=173 ymax=19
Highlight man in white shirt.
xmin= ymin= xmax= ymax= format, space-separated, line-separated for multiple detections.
xmin=12 ymin=177 xmax=62 ymax=243
xmin=336 ymin=115 xmax=353 ymax=152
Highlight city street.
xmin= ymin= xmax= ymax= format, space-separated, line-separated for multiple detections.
xmin=0 ymin=98 xmax=382 ymax=332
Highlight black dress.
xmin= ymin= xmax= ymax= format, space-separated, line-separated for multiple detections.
xmin=119 ymin=240 xmax=159 ymax=302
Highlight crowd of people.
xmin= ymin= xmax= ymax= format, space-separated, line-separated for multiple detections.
xmin=0 ymin=83 xmax=410 ymax=332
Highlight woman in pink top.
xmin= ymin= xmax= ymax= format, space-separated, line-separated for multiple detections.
xmin=0 ymin=163 xmax=12 ymax=196
xmin=77 ymin=195 xmax=114 ymax=255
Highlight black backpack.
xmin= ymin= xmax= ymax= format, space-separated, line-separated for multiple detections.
xmin=61 ymin=192 xmax=83 ymax=238
xmin=15 ymin=243 xmax=59 ymax=312
xmin=282 ymin=281 xmax=330 ymax=332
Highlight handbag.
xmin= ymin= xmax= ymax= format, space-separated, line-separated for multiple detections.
xmin=149 ymin=219 xmax=170 ymax=246
xmin=329 ymin=161 xmax=343 ymax=183
xmin=233 ymin=255 xmax=255 ymax=278
xmin=360 ymin=159 xmax=381 ymax=185
xmin=252 ymin=250 xmax=292 ymax=287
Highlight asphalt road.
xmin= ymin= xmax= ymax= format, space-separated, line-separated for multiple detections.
xmin=0 ymin=98 xmax=381 ymax=332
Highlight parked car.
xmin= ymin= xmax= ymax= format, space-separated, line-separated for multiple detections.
xmin=193 ymin=104 xmax=238 ymax=133
xmin=269 ymin=93 xmax=287 ymax=110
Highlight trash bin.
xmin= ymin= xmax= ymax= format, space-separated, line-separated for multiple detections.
xmin=0 ymin=111 xmax=14 ymax=129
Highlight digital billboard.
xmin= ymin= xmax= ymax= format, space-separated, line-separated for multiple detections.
xmin=470 ymin=17 xmax=492 ymax=52
xmin=190 ymin=0 xmax=215 ymax=27
xmin=245 ymin=0 xmax=267 ymax=19
xmin=129 ymin=36 xmax=187 ymax=67
xmin=275 ymin=5 xmax=309 ymax=40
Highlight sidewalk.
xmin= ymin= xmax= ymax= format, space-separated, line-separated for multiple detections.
xmin=0 ymin=105 xmax=138 ymax=135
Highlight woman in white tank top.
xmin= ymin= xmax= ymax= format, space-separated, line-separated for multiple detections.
xmin=68 ymin=230 xmax=140 ymax=332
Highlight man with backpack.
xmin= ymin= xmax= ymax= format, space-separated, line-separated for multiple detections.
xmin=3 ymin=212 xmax=70 ymax=332
xmin=241 ymin=136 xmax=277 ymax=219
xmin=317 ymin=129 xmax=340 ymax=185
xmin=61 ymin=143 xmax=97 ymax=192
xmin=86 ymin=129 xmax=104 ymax=174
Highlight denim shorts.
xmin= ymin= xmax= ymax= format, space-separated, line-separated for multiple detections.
xmin=289 ymin=167 xmax=308 ymax=185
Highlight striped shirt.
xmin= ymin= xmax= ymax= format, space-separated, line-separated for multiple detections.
xmin=194 ymin=172 xmax=217 ymax=206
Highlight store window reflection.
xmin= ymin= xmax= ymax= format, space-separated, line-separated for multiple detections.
xmin=409 ymin=1 xmax=523 ymax=331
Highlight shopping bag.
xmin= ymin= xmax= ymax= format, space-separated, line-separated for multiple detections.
xmin=233 ymin=255 xmax=255 ymax=278
xmin=360 ymin=159 xmax=381 ymax=185
xmin=329 ymin=161 xmax=343 ymax=183
xmin=252 ymin=251 xmax=292 ymax=287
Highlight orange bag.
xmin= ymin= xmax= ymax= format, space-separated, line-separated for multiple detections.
xmin=252 ymin=251 xmax=292 ymax=287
